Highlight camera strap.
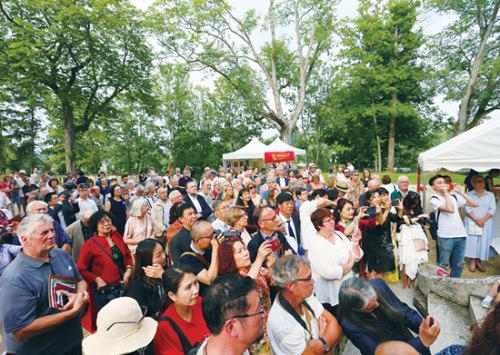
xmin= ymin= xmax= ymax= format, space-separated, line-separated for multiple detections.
xmin=278 ymin=292 xmax=316 ymax=338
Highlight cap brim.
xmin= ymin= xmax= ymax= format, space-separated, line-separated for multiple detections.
xmin=82 ymin=317 xmax=157 ymax=355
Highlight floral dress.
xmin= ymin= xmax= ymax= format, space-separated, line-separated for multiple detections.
xmin=239 ymin=266 xmax=272 ymax=354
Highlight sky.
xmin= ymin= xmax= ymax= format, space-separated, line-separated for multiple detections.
xmin=130 ymin=0 xmax=497 ymax=136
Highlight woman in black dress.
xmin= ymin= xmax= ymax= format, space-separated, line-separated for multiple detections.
xmin=361 ymin=188 xmax=403 ymax=279
xmin=105 ymin=184 xmax=127 ymax=236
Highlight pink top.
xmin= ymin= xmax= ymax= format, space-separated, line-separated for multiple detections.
xmin=123 ymin=214 xmax=155 ymax=252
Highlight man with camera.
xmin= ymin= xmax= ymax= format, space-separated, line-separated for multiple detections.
xmin=179 ymin=220 xmax=224 ymax=295
xmin=247 ymin=206 xmax=295 ymax=266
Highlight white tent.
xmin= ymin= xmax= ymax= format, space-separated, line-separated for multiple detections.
xmin=222 ymin=137 xmax=269 ymax=161
xmin=266 ymin=137 xmax=306 ymax=156
xmin=418 ymin=117 xmax=500 ymax=172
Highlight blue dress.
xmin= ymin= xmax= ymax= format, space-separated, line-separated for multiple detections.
xmin=109 ymin=198 xmax=127 ymax=237
xmin=464 ymin=190 xmax=497 ymax=260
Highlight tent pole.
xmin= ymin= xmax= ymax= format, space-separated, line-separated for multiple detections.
xmin=422 ymin=169 xmax=428 ymax=213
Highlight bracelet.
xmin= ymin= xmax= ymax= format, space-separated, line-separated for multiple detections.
xmin=126 ymin=265 xmax=133 ymax=270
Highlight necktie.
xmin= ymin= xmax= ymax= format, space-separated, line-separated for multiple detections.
xmin=287 ymin=220 xmax=296 ymax=239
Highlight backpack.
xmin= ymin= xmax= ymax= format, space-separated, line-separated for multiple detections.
xmin=428 ymin=195 xmax=457 ymax=240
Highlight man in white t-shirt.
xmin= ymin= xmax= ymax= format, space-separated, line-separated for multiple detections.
xmin=267 ymin=255 xmax=341 ymax=355
xmin=429 ymin=174 xmax=478 ymax=278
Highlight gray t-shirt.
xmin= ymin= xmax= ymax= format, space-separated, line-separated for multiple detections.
xmin=0 ymin=248 xmax=83 ymax=354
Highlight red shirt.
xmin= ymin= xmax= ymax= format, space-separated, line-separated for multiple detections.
xmin=153 ymin=296 xmax=210 ymax=355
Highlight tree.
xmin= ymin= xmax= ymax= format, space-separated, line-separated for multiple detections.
xmin=148 ymin=0 xmax=337 ymax=143
xmin=0 ymin=0 xmax=153 ymax=173
xmin=310 ymin=0 xmax=434 ymax=171
xmin=427 ymin=0 xmax=500 ymax=133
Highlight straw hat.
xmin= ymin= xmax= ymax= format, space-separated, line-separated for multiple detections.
xmin=82 ymin=297 xmax=157 ymax=355
xmin=335 ymin=180 xmax=349 ymax=192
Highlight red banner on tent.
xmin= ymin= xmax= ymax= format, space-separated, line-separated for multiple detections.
xmin=264 ymin=151 xmax=295 ymax=163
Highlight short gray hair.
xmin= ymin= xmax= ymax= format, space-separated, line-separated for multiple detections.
xmin=271 ymin=255 xmax=310 ymax=289
xmin=17 ymin=214 xmax=53 ymax=241
xmin=129 ymin=197 xmax=147 ymax=217
xmin=397 ymin=175 xmax=409 ymax=184
xmin=168 ymin=190 xmax=182 ymax=202
xmin=135 ymin=184 xmax=144 ymax=192
xmin=26 ymin=200 xmax=48 ymax=214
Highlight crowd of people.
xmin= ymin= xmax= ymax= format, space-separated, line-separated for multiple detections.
xmin=0 ymin=164 xmax=498 ymax=355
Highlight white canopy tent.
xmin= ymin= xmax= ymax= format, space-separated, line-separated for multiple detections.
xmin=418 ymin=117 xmax=500 ymax=172
xmin=222 ymin=137 xmax=269 ymax=161
xmin=266 ymin=137 xmax=306 ymax=156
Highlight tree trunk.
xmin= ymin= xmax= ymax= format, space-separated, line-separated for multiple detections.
xmin=371 ymin=106 xmax=382 ymax=173
xmin=387 ymin=93 xmax=397 ymax=172
xmin=61 ymin=97 xmax=77 ymax=174
xmin=281 ymin=124 xmax=292 ymax=144
xmin=457 ymin=0 xmax=500 ymax=134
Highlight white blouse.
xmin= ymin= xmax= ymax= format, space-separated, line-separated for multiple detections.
xmin=307 ymin=231 xmax=363 ymax=306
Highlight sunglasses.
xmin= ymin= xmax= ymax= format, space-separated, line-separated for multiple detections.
xmin=249 ymin=186 xmax=256 ymax=189
xmin=106 ymin=313 xmax=146 ymax=332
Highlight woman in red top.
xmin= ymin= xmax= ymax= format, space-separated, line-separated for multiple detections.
xmin=77 ymin=210 xmax=133 ymax=331
xmin=154 ymin=265 xmax=209 ymax=355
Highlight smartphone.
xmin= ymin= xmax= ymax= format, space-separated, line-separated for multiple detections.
xmin=413 ymin=297 xmax=434 ymax=326
xmin=366 ymin=206 xmax=376 ymax=215
xmin=269 ymin=238 xmax=281 ymax=252
xmin=448 ymin=183 xmax=455 ymax=192
xmin=391 ymin=199 xmax=400 ymax=207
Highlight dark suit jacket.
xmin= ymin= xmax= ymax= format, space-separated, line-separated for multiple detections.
xmin=281 ymin=213 xmax=302 ymax=246
xmin=340 ymin=278 xmax=430 ymax=355
xmin=184 ymin=194 xmax=212 ymax=220
xmin=48 ymin=205 xmax=62 ymax=224
xmin=248 ymin=230 xmax=295 ymax=265
xmin=276 ymin=177 xmax=290 ymax=188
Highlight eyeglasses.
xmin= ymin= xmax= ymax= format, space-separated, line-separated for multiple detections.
xmin=294 ymin=275 xmax=313 ymax=283
xmin=323 ymin=218 xmax=334 ymax=224
xmin=199 ymin=232 xmax=215 ymax=240
xmin=249 ymin=186 xmax=256 ymax=189
xmin=106 ymin=314 xmax=145 ymax=332
xmin=260 ymin=215 xmax=277 ymax=222
xmin=228 ymin=309 xmax=264 ymax=321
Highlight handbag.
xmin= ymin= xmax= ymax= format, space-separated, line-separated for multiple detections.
xmin=94 ymin=283 xmax=124 ymax=310
xmin=409 ymin=224 xmax=427 ymax=252
xmin=467 ymin=220 xmax=483 ymax=236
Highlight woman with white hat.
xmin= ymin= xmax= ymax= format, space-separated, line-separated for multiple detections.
xmin=82 ymin=297 xmax=157 ymax=355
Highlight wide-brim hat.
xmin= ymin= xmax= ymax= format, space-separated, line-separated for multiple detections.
xmin=335 ymin=180 xmax=349 ymax=192
xmin=82 ymin=297 xmax=157 ymax=355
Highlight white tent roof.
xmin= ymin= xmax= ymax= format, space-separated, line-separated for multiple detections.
xmin=267 ymin=137 xmax=306 ymax=155
xmin=222 ymin=138 xmax=269 ymax=160
xmin=418 ymin=117 xmax=500 ymax=172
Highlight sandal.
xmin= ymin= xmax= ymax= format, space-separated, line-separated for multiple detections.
xmin=476 ymin=262 xmax=486 ymax=272
xmin=469 ymin=263 xmax=476 ymax=272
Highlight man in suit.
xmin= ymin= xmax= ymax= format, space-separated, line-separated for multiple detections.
xmin=276 ymin=192 xmax=304 ymax=255
xmin=248 ymin=206 xmax=295 ymax=265
xmin=183 ymin=181 xmax=212 ymax=221
xmin=276 ymin=166 xmax=290 ymax=191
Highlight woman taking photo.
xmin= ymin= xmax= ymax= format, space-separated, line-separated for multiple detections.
xmin=361 ymin=189 xmax=402 ymax=279
xmin=153 ymin=265 xmax=210 ymax=355
xmin=218 ymin=235 xmax=275 ymax=354
xmin=104 ymin=184 xmax=127 ymax=236
xmin=225 ymin=206 xmax=253 ymax=245
xmin=398 ymin=191 xmax=429 ymax=288
xmin=125 ymin=239 xmax=167 ymax=319
xmin=77 ymin=210 xmax=133 ymax=331
xmin=123 ymin=198 xmax=156 ymax=255
xmin=309 ymin=208 xmax=363 ymax=317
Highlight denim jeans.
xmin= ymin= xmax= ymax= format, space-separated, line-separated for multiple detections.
xmin=437 ymin=237 xmax=466 ymax=278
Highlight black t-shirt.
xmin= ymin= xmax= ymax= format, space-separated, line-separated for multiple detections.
xmin=179 ymin=251 xmax=211 ymax=296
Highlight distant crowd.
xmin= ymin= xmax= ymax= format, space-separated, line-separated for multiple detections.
xmin=0 ymin=164 xmax=498 ymax=355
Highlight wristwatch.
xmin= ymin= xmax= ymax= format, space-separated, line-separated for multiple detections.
xmin=319 ymin=337 xmax=330 ymax=352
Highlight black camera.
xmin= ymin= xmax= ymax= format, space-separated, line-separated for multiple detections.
xmin=0 ymin=225 xmax=12 ymax=234
xmin=222 ymin=230 xmax=241 ymax=238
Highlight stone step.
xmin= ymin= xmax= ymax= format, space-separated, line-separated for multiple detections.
xmin=427 ymin=292 xmax=471 ymax=354
xmin=469 ymin=295 xmax=488 ymax=324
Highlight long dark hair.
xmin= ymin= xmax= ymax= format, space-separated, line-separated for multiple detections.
xmin=464 ymin=302 xmax=500 ymax=355
xmin=334 ymin=198 xmax=354 ymax=223
xmin=130 ymin=239 xmax=164 ymax=290
xmin=158 ymin=264 xmax=197 ymax=315
xmin=338 ymin=278 xmax=414 ymax=342
xmin=403 ymin=191 xmax=423 ymax=219
xmin=235 ymin=188 xmax=256 ymax=224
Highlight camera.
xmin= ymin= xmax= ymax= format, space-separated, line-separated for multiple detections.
xmin=0 ymin=225 xmax=12 ymax=234
xmin=222 ymin=230 xmax=241 ymax=238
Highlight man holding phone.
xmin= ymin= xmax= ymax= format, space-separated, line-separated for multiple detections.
xmin=248 ymin=207 xmax=295 ymax=266
xmin=429 ymin=175 xmax=479 ymax=278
